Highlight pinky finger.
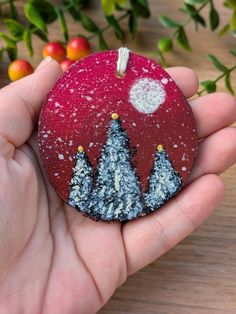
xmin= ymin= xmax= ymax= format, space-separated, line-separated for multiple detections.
xmin=122 ymin=174 xmax=224 ymax=276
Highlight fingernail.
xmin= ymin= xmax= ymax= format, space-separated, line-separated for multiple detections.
xmin=36 ymin=56 xmax=53 ymax=71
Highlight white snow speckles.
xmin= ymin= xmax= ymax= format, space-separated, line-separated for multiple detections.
xmin=142 ymin=67 xmax=149 ymax=73
xmin=57 ymin=137 xmax=63 ymax=142
xmin=151 ymin=63 xmax=157 ymax=70
xmin=43 ymin=134 xmax=48 ymax=138
xmin=69 ymin=89 xmax=74 ymax=93
xmin=58 ymin=154 xmax=64 ymax=160
xmin=55 ymin=102 xmax=62 ymax=108
xmin=161 ymin=78 xmax=168 ymax=84
xmin=69 ymin=156 xmax=73 ymax=161
xmin=173 ymin=144 xmax=178 ymax=148
xmin=85 ymin=96 xmax=92 ymax=101
xmin=132 ymin=122 xmax=136 ymax=127
xmin=129 ymin=78 xmax=166 ymax=114
xmin=54 ymin=173 xmax=59 ymax=176
xmin=131 ymin=67 xmax=138 ymax=74
xmin=89 ymin=142 xmax=94 ymax=147
xmin=68 ymin=140 xmax=73 ymax=146
xmin=182 ymin=167 xmax=187 ymax=172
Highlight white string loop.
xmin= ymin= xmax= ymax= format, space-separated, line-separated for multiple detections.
xmin=116 ymin=47 xmax=130 ymax=78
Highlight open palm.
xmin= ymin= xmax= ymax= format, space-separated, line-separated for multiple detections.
xmin=0 ymin=58 xmax=235 ymax=314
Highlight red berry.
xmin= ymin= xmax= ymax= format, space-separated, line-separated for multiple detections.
xmin=66 ymin=37 xmax=90 ymax=61
xmin=60 ymin=58 xmax=75 ymax=72
xmin=43 ymin=42 xmax=66 ymax=62
xmin=8 ymin=59 xmax=33 ymax=81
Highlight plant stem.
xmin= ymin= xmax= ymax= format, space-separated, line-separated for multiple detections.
xmin=171 ymin=0 xmax=210 ymax=40
xmin=87 ymin=11 xmax=130 ymax=41
xmin=157 ymin=0 xmax=210 ymax=63
xmin=197 ymin=64 xmax=236 ymax=96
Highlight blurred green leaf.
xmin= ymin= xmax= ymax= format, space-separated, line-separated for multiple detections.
xmin=159 ymin=15 xmax=181 ymax=28
xmin=157 ymin=37 xmax=173 ymax=53
xmin=101 ymin=0 xmax=115 ymax=16
xmin=219 ymin=23 xmax=230 ymax=36
xmin=130 ymin=0 xmax=150 ymax=18
xmin=115 ymin=0 xmax=128 ymax=4
xmin=0 ymin=49 xmax=3 ymax=65
xmin=224 ymin=0 xmax=236 ymax=10
xmin=200 ymin=80 xmax=216 ymax=93
xmin=128 ymin=11 xmax=137 ymax=39
xmin=24 ymin=3 xmax=47 ymax=33
xmin=230 ymin=11 xmax=236 ymax=34
xmin=181 ymin=4 xmax=206 ymax=27
xmin=9 ymin=0 xmax=18 ymax=20
xmin=0 ymin=32 xmax=16 ymax=48
xmin=208 ymin=54 xmax=228 ymax=72
xmin=185 ymin=0 xmax=207 ymax=4
xmin=28 ymin=0 xmax=57 ymax=24
xmin=6 ymin=46 xmax=17 ymax=61
xmin=63 ymin=0 xmax=81 ymax=20
xmin=55 ymin=8 xmax=69 ymax=42
xmin=176 ymin=27 xmax=191 ymax=50
xmin=98 ymin=33 xmax=109 ymax=50
xmin=230 ymin=49 xmax=236 ymax=56
xmin=225 ymin=72 xmax=234 ymax=95
xmin=4 ymin=19 xmax=25 ymax=40
xmin=80 ymin=12 xmax=99 ymax=33
xmin=106 ymin=15 xmax=124 ymax=39
xmin=209 ymin=3 xmax=220 ymax=30
xmin=0 ymin=33 xmax=17 ymax=61
xmin=33 ymin=29 xmax=49 ymax=42
xmin=23 ymin=29 xmax=33 ymax=57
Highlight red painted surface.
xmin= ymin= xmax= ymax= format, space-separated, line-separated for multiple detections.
xmin=38 ymin=50 xmax=198 ymax=202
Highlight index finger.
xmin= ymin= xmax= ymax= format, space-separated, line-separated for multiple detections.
xmin=0 ymin=57 xmax=61 ymax=158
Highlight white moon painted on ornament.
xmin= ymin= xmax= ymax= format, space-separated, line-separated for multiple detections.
xmin=129 ymin=78 xmax=166 ymax=114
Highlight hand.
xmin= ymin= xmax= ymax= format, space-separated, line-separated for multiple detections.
xmin=0 ymin=58 xmax=235 ymax=314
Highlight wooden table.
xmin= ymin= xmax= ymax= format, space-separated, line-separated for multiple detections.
xmin=0 ymin=1 xmax=236 ymax=313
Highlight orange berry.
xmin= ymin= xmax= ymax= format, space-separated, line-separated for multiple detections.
xmin=8 ymin=59 xmax=34 ymax=81
xmin=66 ymin=37 xmax=90 ymax=61
xmin=60 ymin=58 xmax=75 ymax=72
xmin=43 ymin=42 xmax=66 ymax=62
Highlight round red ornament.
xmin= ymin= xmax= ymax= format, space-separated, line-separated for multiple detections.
xmin=38 ymin=48 xmax=198 ymax=222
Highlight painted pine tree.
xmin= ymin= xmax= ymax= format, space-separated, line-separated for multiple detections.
xmin=145 ymin=144 xmax=182 ymax=211
xmin=68 ymin=145 xmax=93 ymax=213
xmin=88 ymin=113 xmax=144 ymax=221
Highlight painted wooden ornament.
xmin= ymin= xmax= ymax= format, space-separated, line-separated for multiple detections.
xmin=38 ymin=48 xmax=198 ymax=222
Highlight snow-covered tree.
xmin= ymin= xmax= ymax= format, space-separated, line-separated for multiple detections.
xmin=145 ymin=144 xmax=182 ymax=211
xmin=88 ymin=113 xmax=144 ymax=221
xmin=68 ymin=145 xmax=93 ymax=213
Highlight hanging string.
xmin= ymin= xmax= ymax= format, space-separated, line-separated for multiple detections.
xmin=116 ymin=47 xmax=130 ymax=78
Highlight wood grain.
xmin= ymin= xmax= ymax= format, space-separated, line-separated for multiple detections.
xmin=0 ymin=1 xmax=236 ymax=313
